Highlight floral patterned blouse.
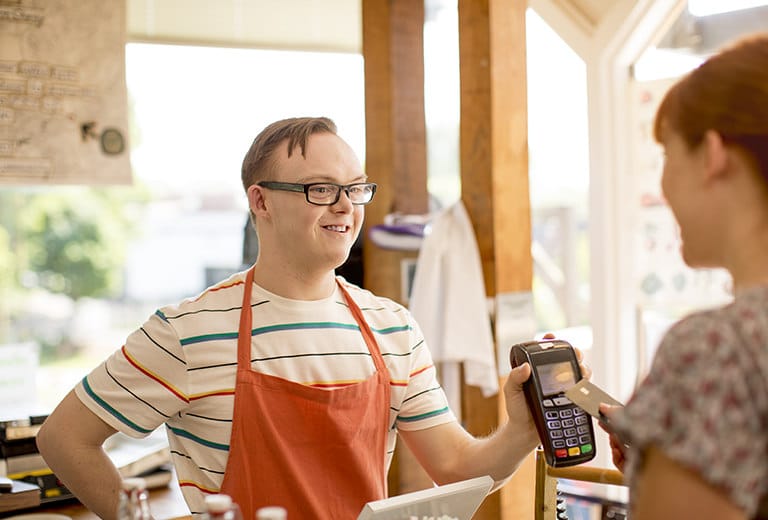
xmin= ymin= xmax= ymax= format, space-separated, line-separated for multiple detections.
xmin=613 ymin=284 xmax=768 ymax=518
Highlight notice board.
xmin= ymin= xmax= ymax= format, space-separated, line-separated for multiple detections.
xmin=0 ymin=0 xmax=131 ymax=185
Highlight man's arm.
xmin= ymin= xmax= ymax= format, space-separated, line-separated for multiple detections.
xmin=399 ymin=363 xmax=540 ymax=490
xmin=37 ymin=389 xmax=122 ymax=520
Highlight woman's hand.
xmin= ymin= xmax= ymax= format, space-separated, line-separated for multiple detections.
xmin=598 ymin=403 xmax=627 ymax=473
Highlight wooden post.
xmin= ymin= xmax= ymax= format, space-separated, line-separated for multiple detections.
xmin=458 ymin=0 xmax=534 ymax=518
xmin=361 ymin=0 xmax=432 ymax=497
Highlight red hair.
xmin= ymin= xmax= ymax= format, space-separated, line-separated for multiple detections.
xmin=653 ymin=33 xmax=768 ymax=181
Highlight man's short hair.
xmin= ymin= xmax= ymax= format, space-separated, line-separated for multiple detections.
xmin=241 ymin=116 xmax=338 ymax=192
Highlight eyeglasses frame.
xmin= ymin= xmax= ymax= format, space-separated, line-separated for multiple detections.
xmin=257 ymin=181 xmax=378 ymax=206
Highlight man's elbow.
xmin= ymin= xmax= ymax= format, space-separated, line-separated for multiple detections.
xmin=36 ymin=419 xmax=60 ymax=462
xmin=37 ymin=405 xmax=87 ymax=462
xmin=38 ymin=419 xmax=75 ymax=482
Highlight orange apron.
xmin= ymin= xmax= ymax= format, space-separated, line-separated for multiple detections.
xmin=220 ymin=267 xmax=390 ymax=519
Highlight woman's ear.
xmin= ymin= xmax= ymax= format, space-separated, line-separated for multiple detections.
xmin=702 ymin=129 xmax=728 ymax=181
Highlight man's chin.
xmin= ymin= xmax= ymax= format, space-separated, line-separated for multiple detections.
xmin=330 ymin=252 xmax=353 ymax=270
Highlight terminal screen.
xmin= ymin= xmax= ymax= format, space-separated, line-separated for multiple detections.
xmin=536 ymin=361 xmax=576 ymax=396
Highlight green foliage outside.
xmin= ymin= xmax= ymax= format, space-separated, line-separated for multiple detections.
xmin=18 ymin=189 xmax=131 ymax=298
xmin=0 ymin=185 xmax=149 ymax=352
xmin=0 ymin=226 xmax=15 ymax=342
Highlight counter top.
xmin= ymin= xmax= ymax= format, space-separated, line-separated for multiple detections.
xmin=12 ymin=478 xmax=191 ymax=520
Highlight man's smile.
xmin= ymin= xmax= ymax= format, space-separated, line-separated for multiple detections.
xmin=322 ymin=225 xmax=350 ymax=233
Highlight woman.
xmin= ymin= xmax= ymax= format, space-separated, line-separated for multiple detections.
xmin=605 ymin=33 xmax=768 ymax=519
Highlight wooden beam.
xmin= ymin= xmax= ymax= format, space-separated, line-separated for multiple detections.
xmin=361 ymin=0 xmax=430 ymax=303
xmin=361 ymin=0 xmax=431 ymax=497
xmin=458 ymin=0 xmax=533 ymax=518
xmin=362 ymin=0 xmax=429 ymax=224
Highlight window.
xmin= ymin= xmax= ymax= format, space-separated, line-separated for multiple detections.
xmin=423 ymin=3 xmax=591 ymax=338
xmin=628 ymin=2 xmax=768 ymax=370
xmin=526 ymin=10 xmax=590 ymax=334
xmin=0 ymin=43 xmax=365 ymax=417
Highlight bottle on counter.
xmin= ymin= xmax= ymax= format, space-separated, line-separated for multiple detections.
xmin=116 ymin=477 xmax=153 ymax=520
xmin=256 ymin=506 xmax=287 ymax=520
xmin=202 ymin=493 xmax=243 ymax=520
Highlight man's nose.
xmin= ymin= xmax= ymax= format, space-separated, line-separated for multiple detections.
xmin=333 ymin=188 xmax=354 ymax=209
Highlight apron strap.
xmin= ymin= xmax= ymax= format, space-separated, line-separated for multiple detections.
xmin=336 ymin=281 xmax=387 ymax=374
xmin=237 ymin=266 xmax=256 ymax=369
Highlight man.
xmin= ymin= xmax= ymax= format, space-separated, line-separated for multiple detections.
xmin=37 ymin=117 xmax=545 ymax=519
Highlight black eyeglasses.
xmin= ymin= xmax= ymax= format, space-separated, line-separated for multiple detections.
xmin=257 ymin=181 xmax=377 ymax=206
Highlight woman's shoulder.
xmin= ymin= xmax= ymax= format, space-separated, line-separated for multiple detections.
xmin=654 ymin=308 xmax=729 ymax=367
xmin=660 ymin=290 xmax=768 ymax=362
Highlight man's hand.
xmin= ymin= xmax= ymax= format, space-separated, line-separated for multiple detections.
xmin=574 ymin=346 xmax=592 ymax=381
xmin=502 ymin=361 xmax=536 ymax=436
xmin=503 ymin=334 xmax=593 ymax=436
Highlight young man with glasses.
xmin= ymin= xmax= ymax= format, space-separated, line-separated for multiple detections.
xmin=38 ymin=117 xmax=558 ymax=519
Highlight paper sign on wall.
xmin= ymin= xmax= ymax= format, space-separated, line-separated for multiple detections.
xmin=0 ymin=0 xmax=131 ymax=185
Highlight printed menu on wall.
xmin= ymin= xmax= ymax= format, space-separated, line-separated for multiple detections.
xmin=0 ymin=0 xmax=130 ymax=184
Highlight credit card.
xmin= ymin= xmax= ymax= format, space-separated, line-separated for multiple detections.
xmin=565 ymin=379 xmax=623 ymax=420
xmin=566 ymin=379 xmax=630 ymax=450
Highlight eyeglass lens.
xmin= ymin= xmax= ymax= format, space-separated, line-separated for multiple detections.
xmin=307 ymin=184 xmax=375 ymax=205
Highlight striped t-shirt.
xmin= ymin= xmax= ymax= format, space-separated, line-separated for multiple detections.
xmin=75 ymin=271 xmax=455 ymax=515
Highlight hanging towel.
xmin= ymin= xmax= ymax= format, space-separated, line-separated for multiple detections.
xmin=408 ymin=201 xmax=498 ymax=408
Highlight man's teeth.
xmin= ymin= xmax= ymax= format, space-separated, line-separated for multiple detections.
xmin=325 ymin=225 xmax=346 ymax=232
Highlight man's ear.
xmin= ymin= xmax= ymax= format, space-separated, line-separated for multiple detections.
xmin=247 ymin=184 xmax=268 ymax=215
xmin=702 ymin=129 xmax=728 ymax=181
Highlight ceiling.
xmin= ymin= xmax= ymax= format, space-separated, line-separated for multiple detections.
xmin=544 ymin=0 xmax=614 ymax=29
xmin=658 ymin=3 xmax=768 ymax=55
xmin=127 ymin=0 xmax=629 ymax=53
xmin=127 ymin=0 xmax=768 ymax=60
xmin=127 ymin=0 xmax=362 ymax=52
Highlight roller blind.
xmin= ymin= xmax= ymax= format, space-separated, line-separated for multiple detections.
xmin=127 ymin=0 xmax=362 ymax=53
